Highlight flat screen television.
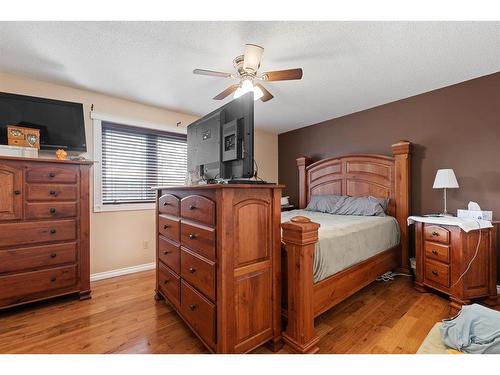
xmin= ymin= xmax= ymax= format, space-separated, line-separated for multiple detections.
xmin=187 ymin=92 xmax=254 ymax=181
xmin=0 ymin=92 xmax=87 ymax=152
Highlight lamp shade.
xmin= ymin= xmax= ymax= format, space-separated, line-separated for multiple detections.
xmin=433 ymin=169 xmax=459 ymax=189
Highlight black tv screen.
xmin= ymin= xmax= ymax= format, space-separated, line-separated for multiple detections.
xmin=0 ymin=92 xmax=87 ymax=152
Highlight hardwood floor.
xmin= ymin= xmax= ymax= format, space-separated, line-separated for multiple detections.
xmin=0 ymin=270 xmax=450 ymax=354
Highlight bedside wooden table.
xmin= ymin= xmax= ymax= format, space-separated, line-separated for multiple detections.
xmin=411 ymin=219 xmax=497 ymax=315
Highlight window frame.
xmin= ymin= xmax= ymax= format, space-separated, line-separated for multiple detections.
xmin=92 ymin=111 xmax=187 ymax=212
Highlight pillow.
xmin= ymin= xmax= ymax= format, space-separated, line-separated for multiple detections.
xmin=305 ymin=195 xmax=342 ymax=213
xmin=332 ymin=196 xmax=387 ymax=217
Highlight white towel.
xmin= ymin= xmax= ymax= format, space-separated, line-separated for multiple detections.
xmin=407 ymin=216 xmax=492 ymax=232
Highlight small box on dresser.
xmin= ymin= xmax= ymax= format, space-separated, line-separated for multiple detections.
xmin=0 ymin=156 xmax=92 ymax=309
xmin=153 ymin=184 xmax=283 ymax=354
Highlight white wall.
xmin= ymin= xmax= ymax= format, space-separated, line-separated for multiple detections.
xmin=0 ymin=72 xmax=279 ymax=274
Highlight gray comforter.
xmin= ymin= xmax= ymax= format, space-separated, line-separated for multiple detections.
xmin=281 ymin=210 xmax=400 ymax=283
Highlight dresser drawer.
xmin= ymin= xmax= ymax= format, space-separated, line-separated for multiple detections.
xmin=180 ymin=221 xmax=216 ymax=260
xmin=159 ymin=194 xmax=180 ymax=216
xmin=158 ymin=215 xmax=180 ymax=242
xmin=0 ymin=219 xmax=77 ymax=248
xmin=25 ymin=202 xmax=78 ymax=220
xmin=424 ymin=241 xmax=450 ymax=264
xmin=0 ymin=265 xmax=77 ymax=301
xmin=181 ymin=195 xmax=215 ymax=226
xmin=0 ymin=242 xmax=77 ymax=274
xmin=180 ymin=247 xmax=215 ymax=301
xmin=26 ymin=166 xmax=78 ymax=184
xmin=158 ymin=262 xmax=180 ymax=308
xmin=181 ymin=280 xmax=216 ymax=348
xmin=425 ymin=259 xmax=450 ymax=288
xmin=424 ymin=225 xmax=450 ymax=244
xmin=158 ymin=236 xmax=180 ymax=274
xmin=26 ymin=184 xmax=78 ymax=201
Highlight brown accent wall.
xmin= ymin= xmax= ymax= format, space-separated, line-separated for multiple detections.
xmin=279 ymin=72 xmax=500 ymax=275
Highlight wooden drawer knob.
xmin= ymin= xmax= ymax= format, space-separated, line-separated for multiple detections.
xmin=189 ymin=205 xmax=196 ymax=210
xmin=163 ymin=250 xmax=171 ymax=255
xmin=49 ymin=208 xmax=57 ymax=214
xmin=49 ymin=172 xmax=56 ymax=178
xmin=188 ymin=233 xmax=197 ymax=240
xmin=432 ymin=231 xmax=439 ymax=236
xmin=163 ymin=279 xmax=169 ymax=284
xmin=50 ymin=253 xmax=57 ymax=258
xmin=50 ymin=229 xmax=57 ymax=234
xmin=432 ymin=249 xmax=438 ymax=255
xmin=14 ymin=190 xmax=21 ymax=195
xmin=432 ymin=270 xmax=438 ymax=276
xmin=188 ymin=267 xmax=196 ymax=274
xmin=163 ymin=202 xmax=170 ymax=206
xmin=163 ymin=224 xmax=170 ymax=229
xmin=189 ymin=304 xmax=198 ymax=311
xmin=49 ymin=190 xmax=57 ymax=196
xmin=50 ymin=276 xmax=57 ymax=282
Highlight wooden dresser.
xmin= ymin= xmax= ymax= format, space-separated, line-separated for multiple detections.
xmin=0 ymin=156 xmax=92 ymax=310
xmin=153 ymin=184 xmax=283 ymax=353
xmin=414 ymin=221 xmax=498 ymax=314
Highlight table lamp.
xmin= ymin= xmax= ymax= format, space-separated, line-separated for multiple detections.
xmin=433 ymin=169 xmax=459 ymax=216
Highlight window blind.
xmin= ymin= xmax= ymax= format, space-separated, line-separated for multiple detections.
xmin=101 ymin=122 xmax=187 ymax=205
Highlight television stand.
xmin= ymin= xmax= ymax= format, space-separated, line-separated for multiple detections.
xmin=225 ymin=179 xmax=273 ymax=185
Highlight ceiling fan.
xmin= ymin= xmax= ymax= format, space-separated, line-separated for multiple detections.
xmin=193 ymin=44 xmax=303 ymax=102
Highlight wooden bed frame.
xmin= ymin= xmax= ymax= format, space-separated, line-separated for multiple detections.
xmin=280 ymin=141 xmax=412 ymax=353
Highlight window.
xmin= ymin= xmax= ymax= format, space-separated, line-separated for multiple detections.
xmin=92 ymin=112 xmax=187 ymax=212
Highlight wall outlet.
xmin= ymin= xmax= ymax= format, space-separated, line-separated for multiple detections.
xmin=142 ymin=240 xmax=149 ymax=250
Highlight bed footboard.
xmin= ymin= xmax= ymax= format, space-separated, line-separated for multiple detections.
xmin=281 ymin=216 xmax=320 ymax=354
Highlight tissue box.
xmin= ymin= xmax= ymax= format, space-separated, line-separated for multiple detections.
xmin=457 ymin=209 xmax=493 ymax=221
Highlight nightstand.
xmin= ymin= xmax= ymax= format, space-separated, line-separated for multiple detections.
xmin=411 ymin=218 xmax=498 ymax=315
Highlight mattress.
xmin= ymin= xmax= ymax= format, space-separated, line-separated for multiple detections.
xmin=281 ymin=210 xmax=400 ymax=283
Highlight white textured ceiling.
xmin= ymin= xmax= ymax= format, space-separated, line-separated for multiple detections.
xmin=1 ymin=21 xmax=500 ymax=133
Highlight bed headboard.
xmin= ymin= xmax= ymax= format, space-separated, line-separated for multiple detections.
xmin=296 ymin=141 xmax=412 ymax=272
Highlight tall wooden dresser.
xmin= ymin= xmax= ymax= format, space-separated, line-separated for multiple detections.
xmin=153 ymin=184 xmax=283 ymax=353
xmin=0 ymin=156 xmax=92 ymax=310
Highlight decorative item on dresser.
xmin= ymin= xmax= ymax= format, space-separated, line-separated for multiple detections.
xmin=280 ymin=141 xmax=412 ymax=353
xmin=0 ymin=156 xmax=92 ymax=309
xmin=153 ymin=184 xmax=283 ymax=354
xmin=409 ymin=216 xmax=498 ymax=315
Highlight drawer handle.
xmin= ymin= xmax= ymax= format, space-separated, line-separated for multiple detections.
xmin=432 ymin=249 xmax=438 ymax=255
xmin=163 ymin=202 xmax=170 ymax=206
xmin=163 ymin=224 xmax=170 ymax=229
xmin=50 ymin=253 xmax=57 ymax=258
xmin=188 ymin=267 xmax=196 ymax=274
xmin=163 ymin=279 xmax=169 ymax=284
xmin=189 ymin=205 xmax=196 ymax=210
xmin=432 ymin=270 xmax=439 ymax=276
xmin=49 ymin=190 xmax=58 ymax=196
xmin=14 ymin=190 xmax=21 ymax=195
xmin=49 ymin=172 xmax=56 ymax=178
xmin=50 ymin=229 xmax=57 ymax=234
xmin=432 ymin=231 xmax=439 ymax=236
xmin=49 ymin=208 xmax=57 ymax=214
xmin=188 ymin=233 xmax=197 ymax=240
xmin=50 ymin=276 xmax=57 ymax=282
xmin=163 ymin=250 xmax=171 ymax=255
xmin=189 ymin=304 xmax=198 ymax=311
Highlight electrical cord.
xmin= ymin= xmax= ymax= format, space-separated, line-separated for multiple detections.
xmin=450 ymin=218 xmax=483 ymax=288
xmin=376 ymin=271 xmax=413 ymax=282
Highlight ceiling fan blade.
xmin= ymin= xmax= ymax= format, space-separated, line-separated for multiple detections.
xmin=243 ymin=44 xmax=264 ymax=72
xmin=255 ymin=83 xmax=274 ymax=102
xmin=262 ymin=68 xmax=303 ymax=81
xmin=193 ymin=69 xmax=232 ymax=78
xmin=213 ymin=84 xmax=239 ymax=100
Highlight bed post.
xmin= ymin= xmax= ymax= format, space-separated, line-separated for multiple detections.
xmin=392 ymin=141 xmax=412 ymax=274
xmin=281 ymin=216 xmax=320 ymax=354
xmin=296 ymin=157 xmax=311 ymax=209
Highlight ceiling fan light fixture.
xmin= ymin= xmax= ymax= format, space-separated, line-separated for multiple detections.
xmin=234 ymin=79 xmax=254 ymax=99
xmin=252 ymin=85 xmax=264 ymax=101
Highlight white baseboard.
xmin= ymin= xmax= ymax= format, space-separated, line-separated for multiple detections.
xmin=90 ymin=262 xmax=156 ymax=282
